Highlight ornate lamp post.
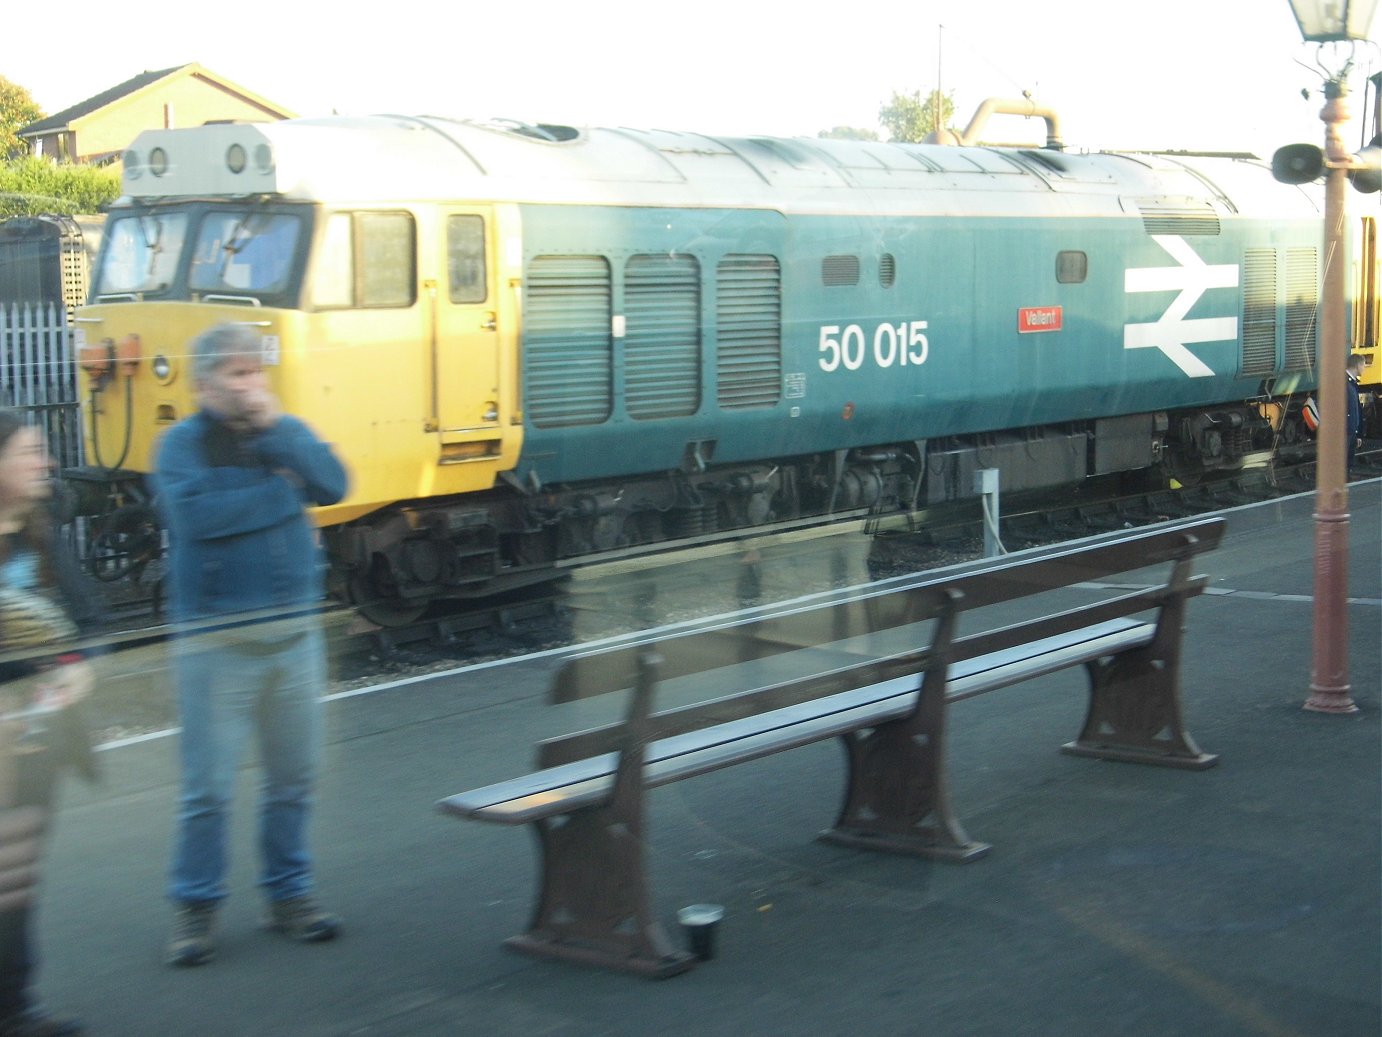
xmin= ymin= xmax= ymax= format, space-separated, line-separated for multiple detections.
xmin=1279 ymin=0 xmax=1379 ymax=713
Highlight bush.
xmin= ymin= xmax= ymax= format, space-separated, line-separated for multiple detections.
xmin=0 ymin=157 xmax=121 ymax=217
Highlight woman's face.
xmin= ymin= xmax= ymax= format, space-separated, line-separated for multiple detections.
xmin=0 ymin=427 xmax=52 ymax=509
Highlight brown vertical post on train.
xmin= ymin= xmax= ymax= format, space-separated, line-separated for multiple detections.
xmin=1281 ymin=0 xmax=1379 ymax=714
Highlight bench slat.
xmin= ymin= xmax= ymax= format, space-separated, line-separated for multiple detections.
xmin=539 ymin=646 xmax=943 ymax=769
xmin=951 ymin=581 xmax=1198 ymax=664
xmin=440 ymin=672 xmax=922 ymax=820
xmin=948 ymin=618 xmax=1154 ymax=701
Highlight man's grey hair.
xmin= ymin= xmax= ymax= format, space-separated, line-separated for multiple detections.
xmin=190 ymin=323 xmax=263 ymax=382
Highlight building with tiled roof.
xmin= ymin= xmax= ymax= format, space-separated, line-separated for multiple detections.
xmin=17 ymin=62 xmax=295 ymax=164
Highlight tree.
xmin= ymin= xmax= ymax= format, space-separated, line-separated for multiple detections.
xmin=817 ymin=126 xmax=880 ymax=141
xmin=878 ymin=89 xmax=957 ymax=143
xmin=0 ymin=75 xmax=43 ymax=161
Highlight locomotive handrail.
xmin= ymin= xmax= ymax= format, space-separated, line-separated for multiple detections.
xmin=199 ymin=294 xmax=262 ymax=307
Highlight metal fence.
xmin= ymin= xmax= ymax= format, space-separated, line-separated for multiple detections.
xmin=0 ymin=303 xmax=84 ymax=470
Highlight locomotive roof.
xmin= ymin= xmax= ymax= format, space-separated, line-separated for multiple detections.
xmin=119 ymin=114 xmax=1320 ymax=221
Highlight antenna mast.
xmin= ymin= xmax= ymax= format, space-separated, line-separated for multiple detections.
xmin=937 ymin=23 xmax=944 ymax=132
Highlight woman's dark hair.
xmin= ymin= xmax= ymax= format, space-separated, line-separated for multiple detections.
xmin=0 ymin=408 xmax=56 ymax=580
xmin=0 ymin=408 xmax=28 ymax=449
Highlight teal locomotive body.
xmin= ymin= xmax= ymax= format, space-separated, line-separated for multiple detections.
xmin=514 ymin=142 xmax=1320 ymax=501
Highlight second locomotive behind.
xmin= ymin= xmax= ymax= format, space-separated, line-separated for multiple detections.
xmin=69 ymin=101 xmax=1379 ymax=622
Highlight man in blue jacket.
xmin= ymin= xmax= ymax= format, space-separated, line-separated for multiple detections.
xmin=1345 ymin=353 xmax=1364 ymax=473
xmin=155 ymin=323 xmax=348 ymax=968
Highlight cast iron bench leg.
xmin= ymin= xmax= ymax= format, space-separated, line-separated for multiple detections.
xmin=507 ymin=805 xmax=694 ymax=977
xmin=822 ymin=712 xmax=991 ymax=862
xmin=506 ymin=651 xmax=695 ymax=977
xmin=820 ymin=595 xmax=990 ymax=862
xmin=1061 ymin=554 xmax=1219 ymax=770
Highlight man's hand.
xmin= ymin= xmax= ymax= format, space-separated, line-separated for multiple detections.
xmin=240 ymin=388 xmax=282 ymax=431
xmin=205 ymin=385 xmax=281 ymax=432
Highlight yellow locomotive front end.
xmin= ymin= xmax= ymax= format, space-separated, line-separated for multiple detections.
xmin=71 ymin=121 xmax=524 ymax=559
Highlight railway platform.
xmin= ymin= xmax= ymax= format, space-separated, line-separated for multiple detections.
xmin=34 ymin=482 xmax=1382 ymax=1037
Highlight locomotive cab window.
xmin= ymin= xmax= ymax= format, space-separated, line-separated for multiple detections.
xmin=93 ymin=211 xmax=189 ymax=297
xmin=1056 ymin=250 xmax=1088 ymax=284
xmin=189 ymin=211 xmax=304 ymax=298
xmin=447 ymin=215 xmax=487 ymax=304
xmin=311 ymin=211 xmax=417 ymax=309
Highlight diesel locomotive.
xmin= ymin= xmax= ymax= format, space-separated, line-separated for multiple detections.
xmin=68 ymin=100 xmax=1381 ymax=622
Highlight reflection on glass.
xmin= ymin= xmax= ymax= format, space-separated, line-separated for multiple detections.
xmin=93 ymin=212 xmax=188 ymax=295
xmin=93 ymin=208 xmax=304 ymax=301
xmin=188 ymin=212 xmax=302 ymax=294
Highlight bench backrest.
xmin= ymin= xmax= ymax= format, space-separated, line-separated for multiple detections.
xmin=537 ymin=516 xmax=1225 ymax=768
xmin=943 ymin=515 xmax=1224 ymax=663
xmin=538 ymin=585 xmax=962 ymax=769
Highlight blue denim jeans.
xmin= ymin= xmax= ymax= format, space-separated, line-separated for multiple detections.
xmin=168 ymin=621 xmax=325 ymax=905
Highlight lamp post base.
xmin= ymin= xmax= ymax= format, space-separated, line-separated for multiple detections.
xmin=1304 ymin=506 xmax=1355 ymax=714
xmin=1303 ymin=689 xmax=1359 ymax=714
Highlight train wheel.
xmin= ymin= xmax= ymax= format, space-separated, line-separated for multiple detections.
xmin=87 ymin=503 xmax=162 ymax=582
xmin=346 ymin=562 xmax=428 ymax=628
xmin=347 ymin=577 xmax=428 ymax=627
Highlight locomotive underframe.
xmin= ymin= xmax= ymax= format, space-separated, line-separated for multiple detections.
xmin=324 ymin=444 xmax=922 ymax=620
xmin=56 ymin=395 xmax=1314 ymax=626
xmin=324 ymin=401 xmax=1292 ymax=623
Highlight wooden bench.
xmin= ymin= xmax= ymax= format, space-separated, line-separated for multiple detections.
xmin=438 ymin=516 xmax=1225 ymax=977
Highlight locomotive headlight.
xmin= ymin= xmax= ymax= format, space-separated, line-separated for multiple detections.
xmin=226 ymin=143 xmax=247 ymax=174
xmin=152 ymin=353 xmax=175 ymax=384
xmin=254 ymin=143 xmax=274 ymax=174
xmin=124 ymin=150 xmax=142 ymax=179
xmin=149 ymin=147 xmax=169 ymax=177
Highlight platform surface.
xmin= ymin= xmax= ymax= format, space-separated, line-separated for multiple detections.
xmin=35 ymin=484 xmax=1382 ymax=1036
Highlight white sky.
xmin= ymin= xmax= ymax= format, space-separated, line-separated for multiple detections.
xmin=5 ymin=0 xmax=1381 ymax=158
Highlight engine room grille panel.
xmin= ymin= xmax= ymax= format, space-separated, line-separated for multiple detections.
xmin=1241 ymin=249 xmax=1277 ymax=375
xmin=526 ymin=255 xmax=613 ymax=428
xmin=1283 ymin=247 xmax=1318 ymax=372
xmin=716 ymin=255 xmax=782 ymax=410
xmin=1138 ymin=202 xmax=1221 ymax=236
xmin=624 ymin=254 xmax=701 ymax=420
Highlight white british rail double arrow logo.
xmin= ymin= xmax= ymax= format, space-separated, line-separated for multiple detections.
xmin=1123 ymin=235 xmax=1239 ymax=378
